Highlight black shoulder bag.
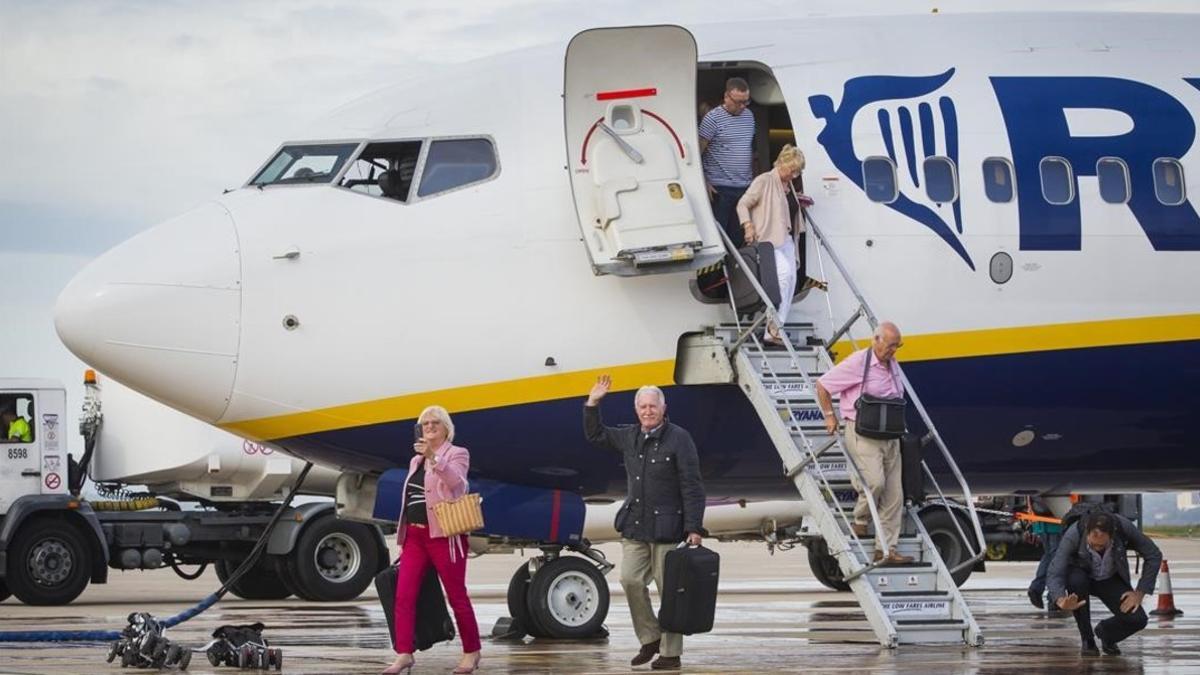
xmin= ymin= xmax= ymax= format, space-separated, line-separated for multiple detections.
xmin=853 ymin=349 xmax=907 ymax=440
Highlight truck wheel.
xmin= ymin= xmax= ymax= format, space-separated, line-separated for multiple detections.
xmin=525 ymin=556 xmax=609 ymax=639
xmin=921 ymin=508 xmax=974 ymax=587
xmin=6 ymin=518 xmax=92 ymax=605
xmin=215 ymin=556 xmax=292 ymax=600
xmin=806 ymin=539 xmax=851 ymax=592
xmin=285 ymin=515 xmax=380 ymax=601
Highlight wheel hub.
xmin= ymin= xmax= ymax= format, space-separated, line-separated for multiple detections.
xmin=546 ymin=571 xmax=598 ymax=627
xmin=29 ymin=539 xmax=72 ymax=585
xmin=313 ymin=532 xmax=360 ymax=583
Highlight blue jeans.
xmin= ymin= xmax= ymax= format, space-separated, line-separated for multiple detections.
xmin=1029 ymin=531 xmax=1062 ymax=596
xmin=711 ymin=185 xmax=748 ymax=249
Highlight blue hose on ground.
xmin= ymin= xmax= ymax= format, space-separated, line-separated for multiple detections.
xmin=0 ymin=462 xmax=312 ymax=643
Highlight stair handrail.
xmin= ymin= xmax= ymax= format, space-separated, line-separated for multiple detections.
xmin=713 ymin=226 xmax=885 ymax=566
xmin=803 ymin=211 xmax=989 ymax=568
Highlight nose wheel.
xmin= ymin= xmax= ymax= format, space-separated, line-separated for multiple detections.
xmin=497 ymin=545 xmax=611 ymax=640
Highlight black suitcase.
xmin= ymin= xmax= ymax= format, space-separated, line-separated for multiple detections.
xmin=900 ymin=432 xmax=926 ymax=505
xmin=658 ymin=544 xmax=720 ymax=635
xmin=375 ymin=564 xmax=456 ymax=651
xmin=727 ymin=242 xmax=781 ymax=317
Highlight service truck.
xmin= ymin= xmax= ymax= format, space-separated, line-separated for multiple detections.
xmin=0 ymin=372 xmax=390 ymax=605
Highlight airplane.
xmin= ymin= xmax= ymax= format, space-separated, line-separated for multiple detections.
xmin=52 ymin=10 xmax=1200 ymax=639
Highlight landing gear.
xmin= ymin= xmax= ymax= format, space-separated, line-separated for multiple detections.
xmin=920 ymin=508 xmax=975 ymax=587
xmin=806 ymin=539 xmax=850 ymax=592
xmin=499 ymin=544 xmax=612 ymax=640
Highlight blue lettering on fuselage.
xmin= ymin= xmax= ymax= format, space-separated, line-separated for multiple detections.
xmin=810 ymin=72 xmax=1200 ymax=263
xmin=991 ymin=76 xmax=1200 ymax=251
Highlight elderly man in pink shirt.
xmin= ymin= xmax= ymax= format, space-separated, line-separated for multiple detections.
xmin=815 ymin=321 xmax=913 ymax=564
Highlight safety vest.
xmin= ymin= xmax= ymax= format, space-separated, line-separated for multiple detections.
xmin=7 ymin=417 xmax=31 ymax=442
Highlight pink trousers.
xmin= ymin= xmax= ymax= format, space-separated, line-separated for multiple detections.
xmin=393 ymin=524 xmax=481 ymax=654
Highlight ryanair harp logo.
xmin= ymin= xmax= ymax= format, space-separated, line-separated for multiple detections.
xmin=809 ymin=69 xmax=973 ymax=269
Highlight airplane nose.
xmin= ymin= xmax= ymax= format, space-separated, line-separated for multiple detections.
xmin=55 ymin=202 xmax=241 ymax=423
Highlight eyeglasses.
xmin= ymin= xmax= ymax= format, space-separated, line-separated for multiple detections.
xmin=420 ymin=419 xmax=443 ymax=427
xmin=725 ymin=93 xmax=751 ymax=107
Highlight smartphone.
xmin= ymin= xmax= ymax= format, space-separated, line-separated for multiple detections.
xmin=413 ymin=423 xmax=423 ymax=442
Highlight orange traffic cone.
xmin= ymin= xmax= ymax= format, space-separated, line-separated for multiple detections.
xmin=1151 ymin=559 xmax=1184 ymax=617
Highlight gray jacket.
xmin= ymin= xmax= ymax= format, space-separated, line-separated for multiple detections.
xmin=583 ymin=404 xmax=706 ymax=543
xmin=1046 ymin=513 xmax=1162 ymax=600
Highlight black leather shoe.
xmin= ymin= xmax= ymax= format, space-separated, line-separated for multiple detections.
xmin=1080 ymin=639 xmax=1099 ymax=656
xmin=651 ymin=656 xmax=681 ymax=670
xmin=631 ymin=640 xmax=660 ymax=667
xmin=1095 ymin=625 xmax=1121 ymax=656
xmin=1028 ymin=588 xmax=1045 ymax=609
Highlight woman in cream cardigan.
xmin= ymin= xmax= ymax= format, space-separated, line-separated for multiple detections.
xmin=736 ymin=144 xmax=826 ymax=346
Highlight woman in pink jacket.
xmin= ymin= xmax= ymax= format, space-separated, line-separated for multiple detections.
xmin=736 ymin=144 xmax=826 ymax=346
xmin=384 ymin=406 xmax=481 ymax=674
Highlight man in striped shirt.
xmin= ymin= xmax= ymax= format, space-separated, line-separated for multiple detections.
xmin=699 ymin=77 xmax=756 ymax=248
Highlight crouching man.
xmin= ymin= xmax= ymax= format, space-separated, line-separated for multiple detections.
xmin=1048 ymin=511 xmax=1162 ymax=656
xmin=583 ymin=375 xmax=706 ymax=671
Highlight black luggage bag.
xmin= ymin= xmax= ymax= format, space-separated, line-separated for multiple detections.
xmin=900 ymin=432 xmax=926 ymax=505
xmin=375 ymin=564 xmax=456 ymax=651
xmin=658 ymin=544 xmax=720 ymax=635
xmin=694 ymin=243 xmax=781 ymax=316
xmin=727 ymin=242 xmax=781 ymax=316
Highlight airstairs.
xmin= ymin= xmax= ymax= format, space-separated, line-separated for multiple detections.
xmin=703 ymin=216 xmax=988 ymax=647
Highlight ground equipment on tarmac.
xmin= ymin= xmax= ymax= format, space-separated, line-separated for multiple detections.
xmin=106 ymin=612 xmax=193 ymax=670
xmin=202 ymin=622 xmax=283 ymax=670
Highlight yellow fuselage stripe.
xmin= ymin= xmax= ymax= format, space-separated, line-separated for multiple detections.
xmin=221 ymin=313 xmax=1200 ymax=441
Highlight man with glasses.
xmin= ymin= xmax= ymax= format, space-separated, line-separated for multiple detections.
xmin=699 ymin=77 xmax=756 ymax=248
xmin=815 ymin=322 xmax=913 ymax=564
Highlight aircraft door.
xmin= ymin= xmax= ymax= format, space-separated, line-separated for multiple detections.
xmin=564 ymin=25 xmax=724 ymax=276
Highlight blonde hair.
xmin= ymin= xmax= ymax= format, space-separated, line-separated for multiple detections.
xmin=418 ymin=405 xmax=456 ymax=443
xmin=774 ymin=144 xmax=805 ymax=173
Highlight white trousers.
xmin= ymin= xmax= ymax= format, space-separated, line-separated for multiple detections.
xmin=773 ymin=238 xmax=798 ymax=326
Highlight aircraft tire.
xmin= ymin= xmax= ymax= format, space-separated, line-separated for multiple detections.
xmin=506 ymin=564 xmax=549 ymax=638
xmin=285 ymin=515 xmax=380 ymax=601
xmin=921 ymin=508 xmax=974 ymax=587
xmin=806 ymin=539 xmax=851 ymax=592
xmin=215 ymin=556 xmax=293 ymax=600
xmin=6 ymin=517 xmax=91 ymax=605
xmin=525 ymin=556 xmax=609 ymax=639
xmin=0 ymin=576 xmax=10 ymax=603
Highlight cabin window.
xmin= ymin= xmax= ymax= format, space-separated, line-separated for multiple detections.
xmin=1096 ymin=157 xmax=1130 ymax=205
xmin=923 ymin=157 xmax=958 ymax=203
xmin=416 ymin=138 xmax=499 ymax=198
xmin=982 ymin=157 xmax=1014 ymax=203
xmin=0 ymin=393 xmax=35 ymax=443
xmin=1039 ymin=157 xmax=1074 ymax=205
xmin=1153 ymin=158 xmax=1186 ymax=206
xmin=339 ymin=140 xmax=424 ymax=202
xmin=249 ymin=143 xmax=359 ymax=186
xmin=862 ymin=156 xmax=898 ymax=204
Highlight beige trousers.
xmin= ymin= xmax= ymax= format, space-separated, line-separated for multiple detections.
xmin=620 ymin=539 xmax=683 ymax=657
xmin=844 ymin=424 xmax=904 ymax=554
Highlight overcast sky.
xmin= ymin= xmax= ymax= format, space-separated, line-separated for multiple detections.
xmin=2 ymin=0 xmax=1196 ymax=437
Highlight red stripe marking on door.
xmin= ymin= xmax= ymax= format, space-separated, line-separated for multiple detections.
xmin=597 ymin=87 xmax=658 ymax=101
xmin=549 ymin=489 xmax=562 ymax=541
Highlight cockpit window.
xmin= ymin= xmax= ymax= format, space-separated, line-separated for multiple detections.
xmin=338 ymin=141 xmax=424 ymax=202
xmin=417 ymin=138 xmax=498 ymax=197
xmin=250 ymin=143 xmax=359 ymax=186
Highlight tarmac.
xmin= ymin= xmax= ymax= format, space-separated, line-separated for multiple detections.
xmin=2 ymin=537 xmax=1199 ymax=674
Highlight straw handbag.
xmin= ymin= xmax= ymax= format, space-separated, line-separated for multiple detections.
xmin=433 ymin=493 xmax=484 ymax=537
